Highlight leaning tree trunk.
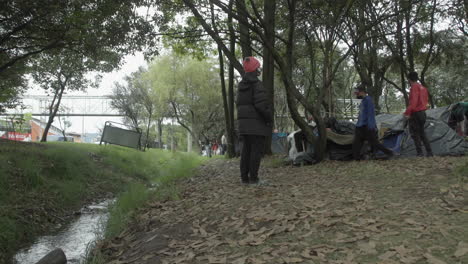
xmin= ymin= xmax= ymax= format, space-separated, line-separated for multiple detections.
xmin=41 ymin=84 xmax=66 ymax=142
xmin=281 ymin=0 xmax=327 ymax=161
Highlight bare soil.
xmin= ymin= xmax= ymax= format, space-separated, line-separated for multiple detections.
xmin=96 ymin=156 xmax=468 ymax=264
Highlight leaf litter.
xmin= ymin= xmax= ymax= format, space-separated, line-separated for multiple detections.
xmin=95 ymin=156 xmax=468 ymax=263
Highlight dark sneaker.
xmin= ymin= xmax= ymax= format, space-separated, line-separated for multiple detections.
xmin=426 ymin=152 xmax=434 ymax=157
xmin=250 ymin=180 xmax=270 ymax=186
xmin=250 ymin=179 xmax=269 ymax=186
xmin=249 ymin=177 xmax=259 ymax=184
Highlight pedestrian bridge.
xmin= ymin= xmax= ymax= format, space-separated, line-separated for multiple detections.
xmin=3 ymin=95 xmax=124 ymax=117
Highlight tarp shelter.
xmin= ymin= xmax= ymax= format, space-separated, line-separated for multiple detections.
xmin=287 ymin=122 xmax=356 ymax=165
xmin=271 ymin=132 xmax=288 ymax=154
xmin=377 ymin=109 xmax=468 ymax=157
xmin=288 ymin=109 xmax=468 ymax=164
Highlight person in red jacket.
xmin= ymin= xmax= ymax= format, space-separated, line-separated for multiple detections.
xmin=404 ymin=71 xmax=433 ymax=157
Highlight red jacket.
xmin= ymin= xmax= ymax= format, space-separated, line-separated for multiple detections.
xmin=404 ymin=82 xmax=429 ymax=116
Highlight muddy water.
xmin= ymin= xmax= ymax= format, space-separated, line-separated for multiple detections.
xmin=14 ymin=200 xmax=113 ymax=264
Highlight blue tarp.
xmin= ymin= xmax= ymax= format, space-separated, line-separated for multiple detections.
xmin=272 ymin=132 xmax=288 ymax=154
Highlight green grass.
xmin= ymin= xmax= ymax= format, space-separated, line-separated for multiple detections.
xmin=104 ymin=149 xmax=205 ymax=237
xmin=263 ymin=155 xmax=289 ymax=168
xmin=455 ymin=159 xmax=468 ymax=183
xmin=86 ymin=149 xmax=204 ymax=264
xmin=0 ymin=140 xmax=204 ymax=263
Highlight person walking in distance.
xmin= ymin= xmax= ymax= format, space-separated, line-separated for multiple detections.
xmin=237 ymin=57 xmax=272 ymax=184
xmin=352 ymin=84 xmax=394 ymax=160
xmin=221 ymin=134 xmax=227 ymax=155
xmin=404 ymin=71 xmax=433 ymax=157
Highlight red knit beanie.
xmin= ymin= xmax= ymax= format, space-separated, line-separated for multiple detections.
xmin=243 ymin=57 xmax=261 ymax=73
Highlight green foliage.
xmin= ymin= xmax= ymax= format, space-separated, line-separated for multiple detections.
xmin=147 ymin=53 xmax=224 ymax=143
xmin=0 ymin=141 xmax=202 ymax=262
xmin=0 ymin=62 xmax=27 ymax=113
xmin=105 ymin=183 xmax=150 ymax=238
xmin=426 ymin=35 xmax=468 ymax=106
xmin=1 ymin=0 xmax=158 ymax=110
xmin=455 ymin=159 xmax=468 ymax=183
xmin=263 ymin=155 xmax=288 ymax=168
xmin=102 ymin=149 xmax=204 ymax=239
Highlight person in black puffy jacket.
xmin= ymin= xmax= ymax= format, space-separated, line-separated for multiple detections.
xmin=237 ymin=57 xmax=272 ymax=184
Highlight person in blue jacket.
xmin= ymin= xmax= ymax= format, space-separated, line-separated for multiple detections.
xmin=352 ymin=84 xmax=394 ymax=160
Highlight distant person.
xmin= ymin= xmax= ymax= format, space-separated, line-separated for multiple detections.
xmin=237 ymin=56 xmax=272 ymax=184
xmin=221 ymin=134 xmax=227 ymax=155
xmin=212 ymin=141 xmax=218 ymax=154
xmin=403 ymin=72 xmax=433 ymax=157
xmin=205 ymin=140 xmax=212 ymax=158
xmin=352 ymin=84 xmax=394 ymax=160
xmin=448 ymin=102 xmax=468 ymax=136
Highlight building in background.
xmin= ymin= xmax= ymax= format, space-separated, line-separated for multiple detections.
xmin=0 ymin=118 xmax=87 ymax=142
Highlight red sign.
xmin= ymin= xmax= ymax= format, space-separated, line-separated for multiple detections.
xmin=0 ymin=132 xmax=32 ymax=141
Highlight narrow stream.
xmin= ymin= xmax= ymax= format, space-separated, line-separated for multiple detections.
xmin=14 ymin=200 xmax=113 ymax=264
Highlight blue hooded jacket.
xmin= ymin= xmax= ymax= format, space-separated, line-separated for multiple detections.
xmin=356 ymin=96 xmax=376 ymax=129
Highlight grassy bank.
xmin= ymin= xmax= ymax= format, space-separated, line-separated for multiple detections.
xmin=0 ymin=139 xmax=203 ymax=263
xmin=86 ymin=146 xmax=204 ymax=264
xmin=103 ymin=149 xmax=204 ymax=239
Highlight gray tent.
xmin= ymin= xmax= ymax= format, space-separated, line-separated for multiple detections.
xmin=287 ymin=106 xmax=467 ymax=164
xmin=376 ymin=105 xmax=468 ymax=157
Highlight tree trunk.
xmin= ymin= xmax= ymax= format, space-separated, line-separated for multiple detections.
xmin=218 ymin=49 xmax=232 ymax=157
xmin=187 ymin=126 xmax=192 ymax=152
xmin=213 ymin=2 xmax=234 ymax=158
xmin=404 ymin=1 xmax=415 ymax=72
xmin=262 ymin=0 xmax=276 ymax=155
xmin=396 ymin=1 xmax=409 ymax=105
xmin=322 ymin=41 xmax=335 ymax=117
xmin=236 ymin=0 xmax=252 ymax=58
xmin=227 ymin=0 xmax=237 ymax=157
xmin=61 ymin=122 xmax=67 ymax=141
xmin=157 ymin=118 xmax=163 ymax=148
xmin=420 ymin=0 xmax=438 ymax=108
xmin=144 ymin=111 xmax=152 ymax=151
xmin=41 ymin=84 xmax=66 ymax=142
xmin=282 ymin=0 xmax=327 ymax=161
xmin=182 ymin=0 xmax=244 ymax=75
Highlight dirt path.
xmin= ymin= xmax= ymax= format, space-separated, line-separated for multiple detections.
xmin=96 ymin=156 xmax=468 ymax=264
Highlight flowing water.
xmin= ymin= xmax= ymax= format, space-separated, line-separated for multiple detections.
xmin=14 ymin=200 xmax=113 ymax=264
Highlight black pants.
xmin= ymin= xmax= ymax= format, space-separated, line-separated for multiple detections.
xmin=221 ymin=144 xmax=227 ymax=155
xmin=409 ymin=111 xmax=432 ymax=156
xmin=465 ymin=114 xmax=468 ymax=136
xmin=353 ymin=126 xmax=393 ymax=160
xmin=240 ymin=135 xmax=265 ymax=183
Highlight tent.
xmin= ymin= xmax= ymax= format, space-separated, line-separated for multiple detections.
xmin=287 ymin=122 xmax=356 ymax=165
xmin=287 ymin=108 xmax=468 ymax=164
xmin=377 ymin=109 xmax=468 ymax=157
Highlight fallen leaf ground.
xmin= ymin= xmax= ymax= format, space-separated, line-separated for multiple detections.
xmin=96 ymin=156 xmax=468 ymax=264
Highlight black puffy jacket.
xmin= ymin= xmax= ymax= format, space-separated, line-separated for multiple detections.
xmin=236 ymin=72 xmax=272 ymax=136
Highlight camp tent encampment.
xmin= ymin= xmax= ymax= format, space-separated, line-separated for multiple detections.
xmin=288 ymin=106 xmax=468 ymax=164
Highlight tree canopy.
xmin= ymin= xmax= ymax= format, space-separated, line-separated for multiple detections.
xmin=2 ymin=0 xmax=466 ymax=157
